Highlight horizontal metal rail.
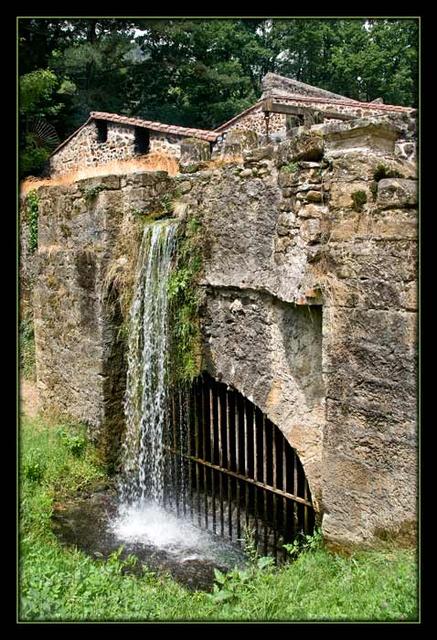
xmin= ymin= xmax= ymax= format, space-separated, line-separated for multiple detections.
xmin=163 ymin=444 xmax=313 ymax=508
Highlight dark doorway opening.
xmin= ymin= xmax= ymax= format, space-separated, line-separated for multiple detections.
xmin=96 ymin=120 xmax=108 ymax=143
xmin=134 ymin=127 xmax=150 ymax=155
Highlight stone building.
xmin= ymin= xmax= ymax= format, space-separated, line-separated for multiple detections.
xmin=48 ymin=73 xmax=416 ymax=177
xmin=48 ymin=112 xmax=218 ymax=176
xmin=24 ymin=72 xmax=418 ymax=550
xmin=215 ymin=73 xmax=416 ymax=158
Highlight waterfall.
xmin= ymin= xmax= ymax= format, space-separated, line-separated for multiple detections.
xmin=110 ymin=218 xmax=245 ymax=574
xmin=118 ymin=220 xmax=178 ymax=507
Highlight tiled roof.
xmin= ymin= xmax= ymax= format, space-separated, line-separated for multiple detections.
xmin=90 ymin=111 xmax=218 ymax=142
xmin=268 ymin=92 xmax=415 ymax=113
xmin=214 ymin=94 xmax=415 ymax=133
xmin=50 ymin=111 xmax=218 ymax=157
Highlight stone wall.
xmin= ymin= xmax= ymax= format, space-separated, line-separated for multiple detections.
xmin=29 ymin=114 xmax=417 ymax=547
xmin=49 ymin=121 xmax=187 ymax=176
xmin=32 ymin=171 xmax=176 ymax=468
xmin=174 ymin=118 xmax=417 ymax=547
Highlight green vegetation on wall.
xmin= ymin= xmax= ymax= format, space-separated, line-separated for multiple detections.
xmin=167 ymin=216 xmax=204 ymax=386
xmin=351 ymin=190 xmax=367 ymax=212
xmin=81 ymin=184 xmax=106 ymax=202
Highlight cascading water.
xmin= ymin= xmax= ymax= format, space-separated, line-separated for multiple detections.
xmin=118 ymin=220 xmax=177 ymax=506
xmin=111 ymin=219 xmax=237 ymax=569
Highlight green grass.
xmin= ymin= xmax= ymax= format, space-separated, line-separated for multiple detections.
xmin=19 ymin=415 xmax=418 ymax=622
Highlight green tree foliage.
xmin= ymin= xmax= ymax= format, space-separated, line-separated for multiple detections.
xmin=18 ymin=18 xmax=418 ymax=175
xmin=19 ymin=69 xmax=66 ymax=176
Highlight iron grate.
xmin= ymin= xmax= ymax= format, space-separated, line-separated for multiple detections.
xmin=163 ymin=373 xmax=315 ymax=561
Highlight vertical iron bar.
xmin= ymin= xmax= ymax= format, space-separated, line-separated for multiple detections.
xmin=243 ymin=398 xmax=249 ymax=531
xmin=272 ymin=427 xmax=278 ymax=562
xmin=201 ymin=381 xmax=208 ymax=530
xmin=209 ymin=385 xmax=216 ymax=533
xmin=184 ymin=389 xmax=193 ymax=519
xmin=235 ymin=396 xmax=241 ymax=543
xmin=293 ymin=449 xmax=298 ymax=537
xmin=262 ymin=414 xmax=268 ymax=555
xmin=194 ymin=385 xmax=200 ymax=526
xmin=282 ymin=436 xmax=287 ymax=560
xmin=217 ymin=387 xmax=224 ymax=536
xmin=226 ymin=389 xmax=232 ymax=540
xmin=253 ymin=407 xmax=258 ymax=547
xmin=304 ymin=480 xmax=309 ymax=533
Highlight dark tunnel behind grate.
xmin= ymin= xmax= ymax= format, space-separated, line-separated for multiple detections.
xmin=163 ymin=372 xmax=315 ymax=561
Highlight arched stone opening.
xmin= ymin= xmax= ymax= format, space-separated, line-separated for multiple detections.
xmin=164 ymin=372 xmax=316 ymax=560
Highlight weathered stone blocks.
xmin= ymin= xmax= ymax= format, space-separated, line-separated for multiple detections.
xmin=30 ymin=114 xmax=417 ymax=550
xmin=376 ymin=178 xmax=417 ymax=209
xmin=179 ymin=137 xmax=211 ymax=169
xmin=275 ymin=130 xmax=324 ymax=165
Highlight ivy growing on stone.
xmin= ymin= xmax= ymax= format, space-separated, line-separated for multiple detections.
xmin=26 ymin=190 xmax=39 ymax=253
xmin=167 ymin=216 xmax=203 ymax=386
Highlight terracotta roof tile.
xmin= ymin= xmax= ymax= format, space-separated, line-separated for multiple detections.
xmin=90 ymin=111 xmax=218 ymax=141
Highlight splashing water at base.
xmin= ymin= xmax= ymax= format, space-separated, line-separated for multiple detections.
xmin=112 ymin=502 xmax=206 ymax=552
xmin=51 ymin=220 xmax=247 ymax=587
xmin=111 ymin=502 xmax=244 ymax=569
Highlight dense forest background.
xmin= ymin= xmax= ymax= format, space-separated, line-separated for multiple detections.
xmin=18 ymin=17 xmax=418 ymax=177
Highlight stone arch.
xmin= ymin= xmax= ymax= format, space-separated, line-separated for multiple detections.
xmin=166 ymin=371 xmax=316 ymax=557
xmin=202 ymin=291 xmax=325 ymax=513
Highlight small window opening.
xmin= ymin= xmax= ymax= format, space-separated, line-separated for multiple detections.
xmin=134 ymin=127 xmax=150 ymax=155
xmin=96 ymin=120 xmax=108 ymax=143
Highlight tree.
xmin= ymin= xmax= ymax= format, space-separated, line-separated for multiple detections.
xmin=18 ymin=17 xmax=418 ymax=176
xmin=19 ymin=69 xmax=65 ymax=176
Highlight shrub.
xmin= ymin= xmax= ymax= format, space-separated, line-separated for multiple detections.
xmin=351 ymin=190 xmax=367 ymax=211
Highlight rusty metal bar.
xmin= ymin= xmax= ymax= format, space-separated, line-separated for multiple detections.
xmin=293 ymin=449 xmax=298 ymax=536
xmin=200 ymin=382 xmax=208 ymax=530
xmin=235 ymin=395 xmax=241 ymax=542
xmin=272 ymin=426 xmax=278 ymax=560
xmin=282 ymin=436 xmax=287 ymax=558
xmin=163 ymin=432 xmax=313 ymax=505
xmin=243 ymin=397 xmax=249 ymax=529
xmin=304 ymin=480 xmax=309 ymax=533
xmin=217 ymin=388 xmax=224 ymax=536
xmin=226 ymin=389 xmax=232 ymax=540
xmin=209 ymin=386 xmax=216 ymax=533
xmin=253 ymin=407 xmax=258 ymax=544
xmin=182 ymin=389 xmax=192 ymax=518
xmin=262 ymin=414 xmax=268 ymax=554
xmin=193 ymin=385 xmax=201 ymax=526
